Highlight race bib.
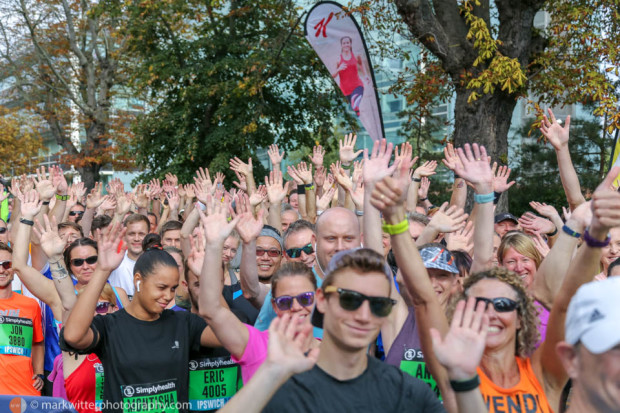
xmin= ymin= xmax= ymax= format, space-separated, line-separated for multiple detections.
xmin=0 ymin=315 xmax=34 ymax=357
xmin=400 ymin=347 xmax=442 ymax=400
xmin=121 ymin=379 xmax=179 ymax=413
xmin=94 ymin=362 xmax=104 ymax=411
xmin=188 ymin=356 xmax=243 ymax=411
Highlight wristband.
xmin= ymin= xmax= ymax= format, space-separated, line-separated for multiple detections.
xmin=42 ymin=201 xmax=50 ymax=206
xmin=547 ymin=226 xmax=558 ymax=237
xmin=418 ymin=197 xmax=428 ymax=202
xmin=454 ymin=174 xmax=461 ymax=180
xmin=412 ymin=177 xmax=422 ymax=183
xmin=297 ymin=185 xmax=306 ymax=195
xmin=317 ymin=210 xmax=324 ymax=216
xmin=381 ymin=219 xmax=409 ymax=235
xmin=583 ymin=227 xmax=611 ymax=248
xmin=56 ymin=194 xmax=69 ymax=201
xmin=562 ymin=225 xmax=581 ymax=239
xmin=36 ymin=374 xmax=45 ymax=381
xmin=493 ymin=191 xmax=501 ymax=205
xmin=19 ymin=218 xmax=34 ymax=226
xmin=304 ymin=183 xmax=315 ymax=191
xmin=341 ymin=163 xmax=352 ymax=170
xmin=449 ymin=375 xmax=480 ymax=392
xmin=473 ymin=192 xmax=494 ymax=204
xmin=355 ymin=210 xmax=364 ymax=216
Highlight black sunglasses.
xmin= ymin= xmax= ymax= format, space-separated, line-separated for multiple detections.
xmin=69 ymin=211 xmax=84 ymax=217
xmin=323 ymin=286 xmax=396 ymax=317
xmin=286 ymin=244 xmax=314 ymax=259
xmin=0 ymin=227 xmax=7 ymax=234
xmin=475 ymin=297 xmax=519 ymax=313
xmin=256 ymin=248 xmax=282 ymax=258
xmin=0 ymin=260 xmax=11 ymax=270
xmin=71 ymin=256 xmax=98 ymax=267
xmin=273 ymin=292 xmax=315 ymax=311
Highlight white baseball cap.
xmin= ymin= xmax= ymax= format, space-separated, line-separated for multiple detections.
xmin=565 ymin=277 xmax=620 ymax=354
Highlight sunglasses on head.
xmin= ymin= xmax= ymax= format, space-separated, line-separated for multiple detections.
xmin=256 ymin=248 xmax=281 ymax=258
xmin=286 ymin=244 xmax=314 ymax=259
xmin=273 ymin=292 xmax=315 ymax=311
xmin=0 ymin=227 xmax=7 ymax=234
xmin=71 ymin=256 xmax=98 ymax=267
xmin=475 ymin=297 xmax=519 ymax=313
xmin=0 ymin=260 xmax=12 ymax=270
xmin=69 ymin=211 xmax=84 ymax=217
xmin=95 ymin=301 xmax=112 ymax=314
xmin=323 ymin=286 xmax=396 ymax=317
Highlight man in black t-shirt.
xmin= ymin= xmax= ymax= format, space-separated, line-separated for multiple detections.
xmin=263 ymin=249 xmax=445 ymax=413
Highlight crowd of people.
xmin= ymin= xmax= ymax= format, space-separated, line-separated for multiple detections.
xmin=0 ymin=108 xmax=619 ymax=413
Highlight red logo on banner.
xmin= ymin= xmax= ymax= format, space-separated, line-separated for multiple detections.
xmin=314 ymin=12 xmax=334 ymax=37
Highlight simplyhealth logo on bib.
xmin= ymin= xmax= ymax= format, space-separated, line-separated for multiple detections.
xmin=121 ymin=379 xmax=179 ymax=413
xmin=400 ymin=347 xmax=442 ymax=401
xmin=0 ymin=316 xmax=34 ymax=357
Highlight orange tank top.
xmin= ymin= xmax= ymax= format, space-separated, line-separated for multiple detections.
xmin=478 ymin=357 xmax=553 ymax=413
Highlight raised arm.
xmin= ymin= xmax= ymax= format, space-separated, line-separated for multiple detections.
xmin=62 ymin=223 xmax=126 ymax=349
xmin=540 ymin=109 xmax=585 ymax=210
xmin=235 ymin=196 xmax=270 ymax=307
xmin=443 ymin=143 xmax=467 ymax=210
xmin=370 ymin=176 xmax=456 ymax=413
xmin=530 ymin=202 xmax=589 ymax=308
xmin=267 ymin=144 xmax=284 ymax=173
xmin=265 ymin=170 xmax=288 ymax=236
xmin=534 ymin=166 xmax=620 ymax=394
xmin=453 ymin=144 xmax=494 ymax=273
xmin=12 ymin=190 xmax=63 ymax=319
xmin=415 ymin=202 xmax=468 ymax=247
xmin=197 ymin=198 xmax=249 ymax=358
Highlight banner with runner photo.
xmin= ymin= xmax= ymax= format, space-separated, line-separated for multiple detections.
xmin=610 ymin=128 xmax=620 ymax=188
xmin=304 ymin=1 xmax=384 ymax=141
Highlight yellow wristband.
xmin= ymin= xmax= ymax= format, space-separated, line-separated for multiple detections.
xmin=381 ymin=219 xmax=409 ymax=235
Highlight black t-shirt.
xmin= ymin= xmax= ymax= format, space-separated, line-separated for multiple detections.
xmin=263 ymin=356 xmax=446 ymax=413
xmin=222 ymin=283 xmax=258 ymax=325
xmin=64 ymin=309 xmax=206 ymax=413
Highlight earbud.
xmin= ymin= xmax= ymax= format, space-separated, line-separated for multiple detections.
xmin=136 ymin=281 xmax=141 ymax=292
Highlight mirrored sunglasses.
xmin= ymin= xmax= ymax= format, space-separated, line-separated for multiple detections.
xmin=273 ymin=292 xmax=315 ymax=311
xmin=286 ymin=244 xmax=314 ymax=259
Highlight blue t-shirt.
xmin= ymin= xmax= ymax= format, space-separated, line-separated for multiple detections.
xmin=254 ymin=267 xmax=323 ymax=339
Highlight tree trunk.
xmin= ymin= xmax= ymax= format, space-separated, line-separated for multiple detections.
xmin=78 ymin=163 xmax=100 ymax=190
xmin=453 ymin=85 xmax=517 ymax=213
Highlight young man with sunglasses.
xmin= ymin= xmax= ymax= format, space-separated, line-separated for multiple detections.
xmin=283 ymin=220 xmax=316 ymax=268
xmin=0 ymin=242 xmax=45 ymax=396
xmin=263 ymin=248 xmax=444 ymax=412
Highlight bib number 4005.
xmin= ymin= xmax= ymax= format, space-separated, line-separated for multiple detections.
xmin=202 ymin=384 xmax=226 ymax=399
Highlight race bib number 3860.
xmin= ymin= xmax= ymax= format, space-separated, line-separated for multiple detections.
xmin=0 ymin=316 xmax=34 ymax=357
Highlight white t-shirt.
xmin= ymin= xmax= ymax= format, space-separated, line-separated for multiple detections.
xmin=108 ymin=252 xmax=137 ymax=297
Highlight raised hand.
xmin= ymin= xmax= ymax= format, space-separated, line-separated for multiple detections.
xmin=531 ymin=232 xmax=550 ymax=258
xmin=428 ymin=202 xmax=468 ymax=234
xmin=185 ymin=183 xmax=196 ymax=200
xmin=331 ymin=162 xmax=352 ymax=192
xmin=413 ymin=160 xmax=438 ymax=179
xmin=445 ymin=220 xmax=474 ymax=255
xmin=146 ymin=179 xmax=163 ymax=200
xmin=166 ymin=188 xmax=180 ymax=212
xmin=51 ymin=166 xmax=68 ymax=195
xmin=313 ymin=165 xmax=326 ymax=189
xmin=268 ymin=144 xmax=285 ymax=166
xmin=33 ymin=215 xmax=64 ymax=260
xmin=316 ymin=186 xmax=336 ymax=211
xmin=363 ymin=139 xmax=396 ymax=187
xmin=417 ymin=177 xmax=430 ymax=199
xmin=518 ymin=212 xmax=556 ymax=235
xmin=339 ymin=133 xmax=363 ymax=165
xmin=308 ymin=145 xmax=325 ymax=168
xmin=442 ymin=142 xmax=463 ymax=172
xmin=589 ymin=166 xmax=620 ymax=233
xmin=369 ymin=176 xmax=406 ymax=219
xmin=198 ymin=196 xmax=239 ymax=245
xmin=187 ymin=232 xmax=206 ymax=276
xmin=491 ymin=162 xmax=515 ymax=193
xmin=394 ymin=142 xmax=418 ymax=170
xmin=235 ymin=206 xmax=265 ymax=244
xmin=430 ymin=297 xmax=488 ymax=380
xmin=265 ymin=170 xmax=289 ymax=204
xmin=249 ymin=186 xmax=267 ymax=208
xmin=95 ymin=222 xmax=127 ymax=273
xmin=133 ymin=184 xmax=149 ymax=210
xmin=115 ymin=192 xmax=133 ymax=216
xmin=86 ymin=182 xmax=105 ymax=210
xmin=232 ymin=170 xmax=247 ymax=192
xmin=453 ymin=143 xmax=493 ymax=193
xmin=71 ymin=182 xmax=87 ymax=202
xmin=19 ymin=189 xmax=42 ymax=219
xmin=34 ymin=166 xmax=57 ymax=201
xmin=540 ymin=108 xmax=570 ymax=151
xmin=229 ymin=157 xmax=253 ymax=177
xmin=266 ymin=314 xmax=319 ymax=375
xmin=194 ymin=167 xmax=213 ymax=195
xmin=165 ymin=173 xmax=179 ymax=188
xmin=99 ymin=195 xmax=117 ymax=212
